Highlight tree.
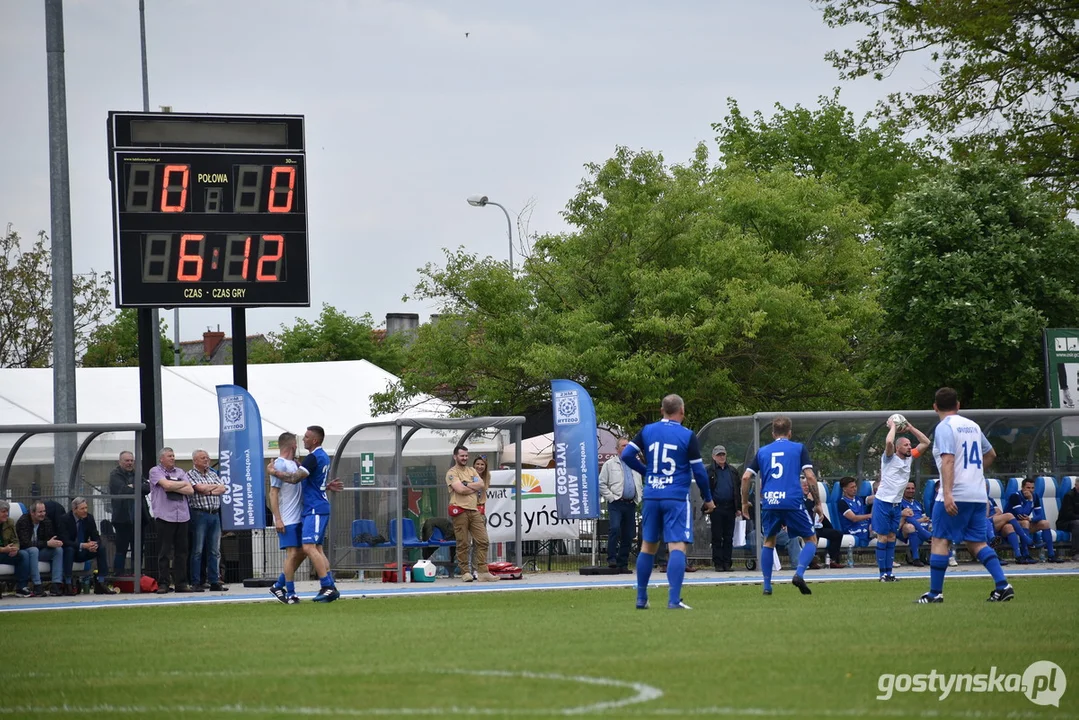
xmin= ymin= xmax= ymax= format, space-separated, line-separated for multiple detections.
xmin=871 ymin=156 xmax=1079 ymax=409
xmin=0 ymin=225 xmax=113 ymax=368
xmin=714 ymin=92 xmax=935 ymax=213
xmin=374 ymin=143 xmax=882 ymax=429
xmin=82 ymin=308 xmax=175 ymax=367
xmin=249 ymin=303 xmax=407 ymax=374
xmin=818 ymin=0 xmax=1079 ymax=208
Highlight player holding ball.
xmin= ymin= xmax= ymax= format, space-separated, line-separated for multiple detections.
xmin=874 ymin=414 xmax=930 ymax=581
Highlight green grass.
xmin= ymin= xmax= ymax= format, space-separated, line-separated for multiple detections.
xmin=2 ymin=576 xmax=1076 ymax=719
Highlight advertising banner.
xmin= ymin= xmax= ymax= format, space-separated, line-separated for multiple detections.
xmin=216 ymin=384 xmax=266 ymax=530
xmin=550 ymin=379 xmax=600 ymax=519
xmin=485 ymin=469 xmax=579 ymax=542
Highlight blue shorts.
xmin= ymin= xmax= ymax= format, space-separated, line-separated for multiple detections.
xmin=931 ymin=501 xmax=988 ymax=544
xmin=279 ymin=523 xmax=302 ymax=549
xmin=761 ymin=507 xmax=816 ymax=540
xmin=301 ymin=514 xmax=329 ymax=545
xmin=985 ymin=516 xmax=996 ymax=543
xmin=641 ymin=498 xmax=693 ymax=544
xmin=871 ymin=501 xmax=904 ymax=536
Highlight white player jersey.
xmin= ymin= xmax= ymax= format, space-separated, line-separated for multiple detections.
xmin=932 ymin=414 xmax=991 ymax=504
xmin=877 ymin=451 xmax=913 ymax=503
xmin=271 ymin=457 xmax=303 ymax=525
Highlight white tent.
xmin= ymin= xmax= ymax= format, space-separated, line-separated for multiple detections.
xmin=0 ymin=360 xmax=498 ymax=465
xmin=500 ymin=428 xmax=624 ymax=468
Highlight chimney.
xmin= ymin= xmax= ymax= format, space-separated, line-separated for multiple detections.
xmin=203 ymin=329 xmax=225 ymax=357
xmin=385 ymin=313 xmax=420 ymax=337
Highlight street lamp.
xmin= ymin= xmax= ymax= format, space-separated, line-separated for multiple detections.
xmin=466 ymin=194 xmax=514 ymax=271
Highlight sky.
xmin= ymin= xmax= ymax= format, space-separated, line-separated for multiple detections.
xmin=0 ymin=0 xmax=929 ymax=342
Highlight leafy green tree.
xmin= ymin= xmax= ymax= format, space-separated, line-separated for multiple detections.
xmin=714 ymin=92 xmax=935 ymax=213
xmin=81 ymin=308 xmax=174 ymax=367
xmin=1 ymin=225 xmax=113 ymax=368
xmin=375 ymin=144 xmax=882 ymax=429
xmin=871 ymin=157 xmax=1079 ymax=409
xmin=818 ymin=0 xmax=1079 ymax=208
xmin=249 ymin=303 xmax=406 ymax=374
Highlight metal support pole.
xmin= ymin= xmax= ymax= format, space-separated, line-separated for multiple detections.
xmin=487 ymin=201 xmax=514 ymax=272
xmin=514 ymin=423 xmax=522 ymax=568
xmin=232 ymin=308 xmax=248 ymax=388
xmin=44 ymin=0 xmax=77 ymax=499
xmin=136 ymin=0 xmax=165 ymax=460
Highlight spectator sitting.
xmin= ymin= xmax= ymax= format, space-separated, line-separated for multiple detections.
xmin=0 ymin=500 xmax=30 ymax=598
xmin=15 ymin=499 xmax=65 ymax=596
xmin=837 ymin=477 xmax=872 ymax=551
xmin=59 ymin=496 xmax=116 ymax=594
xmin=1057 ymin=482 xmax=1079 ymax=561
xmin=802 ymin=477 xmax=843 ymax=569
xmin=1007 ymin=478 xmax=1064 ymax=563
xmin=899 ymin=481 xmax=932 ymax=566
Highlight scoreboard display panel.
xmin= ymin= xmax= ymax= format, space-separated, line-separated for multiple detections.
xmin=107 ymin=112 xmax=311 ymax=308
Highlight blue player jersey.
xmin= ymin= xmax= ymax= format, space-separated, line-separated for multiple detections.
xmin=901 ymin=497 xmax=926 ymax=522
xmin=1006 ymin=491 xmax=1035 ymax=518
xmin=300 ymin=447 xmax=331 ymax=515
xmin=745 ymin=438 xmax=812 ymax=511
xmin=624 ymin=419 xmax=711 ymax=502
xmin=837 ymin=495 xmax=870 ymax=535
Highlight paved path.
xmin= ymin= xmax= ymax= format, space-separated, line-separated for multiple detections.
xmin=1 ymin=563 xmax=1075 ymax=613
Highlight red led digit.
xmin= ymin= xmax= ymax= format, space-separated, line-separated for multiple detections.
xmin=256 ymin=234 xmax=284 ymax=281
xmin=176 ymin=234 xmax=205 ymax=281
xmin=241 ymin=236 xmax=252 ymax=279
xmin=267 ymin=166 xmax=295 ymax=213
xmin=160 ymin=164 xmax=189 ymax=212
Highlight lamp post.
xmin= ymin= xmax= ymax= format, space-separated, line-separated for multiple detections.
xmin=466 ymin=194 xmax=513 ymax=271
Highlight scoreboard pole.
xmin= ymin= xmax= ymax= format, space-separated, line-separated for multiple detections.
xmin=232 ymin=309 xmax=248 ymax=389
xmin=137 ymin=308 xmax=160 ymax=479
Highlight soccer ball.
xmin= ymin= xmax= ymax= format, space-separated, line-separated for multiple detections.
xmin=888 ymin=413 xmax=909 ymax=433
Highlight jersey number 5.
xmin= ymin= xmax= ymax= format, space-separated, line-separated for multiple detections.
xmin=770 ymin=452 xmax=785 ymax=478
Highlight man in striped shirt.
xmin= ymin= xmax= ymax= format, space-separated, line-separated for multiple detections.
xmin=188 ymin=448 xmax=228 ymax=592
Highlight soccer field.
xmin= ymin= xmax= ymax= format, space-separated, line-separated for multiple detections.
xmin=1 ymin=575 xmax=1074 ymax=719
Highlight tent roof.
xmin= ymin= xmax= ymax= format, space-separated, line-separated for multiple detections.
xmin=0 ymin=360 xmax=493 ymax=463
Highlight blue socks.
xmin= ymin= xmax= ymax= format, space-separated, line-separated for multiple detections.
xmin=977 ymin=546 xmax=1008 ymax=589
xmin=1005 ymin=531 xmax=1022 ymax=558
xmin=275 ymin=572 xmax=286 ymax=589
xmin=761 ymin=547 xmax=774 ymax=593
xmin=667 ymin=550 xmax=686 ymax=607
xmin=319 ymin=572 xmax=334 ymax=589
xmin=909 ymin=535 xmax=921 ymax=562
xmin=928 ymin=553 xmax=949 ymax=595
xmin=796 ymin=540 xmax=817 ymax=577
xmin=1041 ymin=529 xmax=1055 ymax=558
xmin=636 ymin=551 xmax=655 ymax=605
xmin=285 ymin=580 xmax=295 ymax=595
xmin=1013 ymin=521 xmax=1032 ymax=554
xmin=876 ymin=541 xmax=897 ymax=574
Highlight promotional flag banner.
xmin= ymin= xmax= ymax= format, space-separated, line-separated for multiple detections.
xmin=216 ymin=384 xmax=266 ymax=530
xmin=550 ymin=379 xmax=599 ymax=519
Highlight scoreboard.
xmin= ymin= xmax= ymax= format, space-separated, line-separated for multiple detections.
xmin=107 ymin=112 xmax=311 ymax=307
